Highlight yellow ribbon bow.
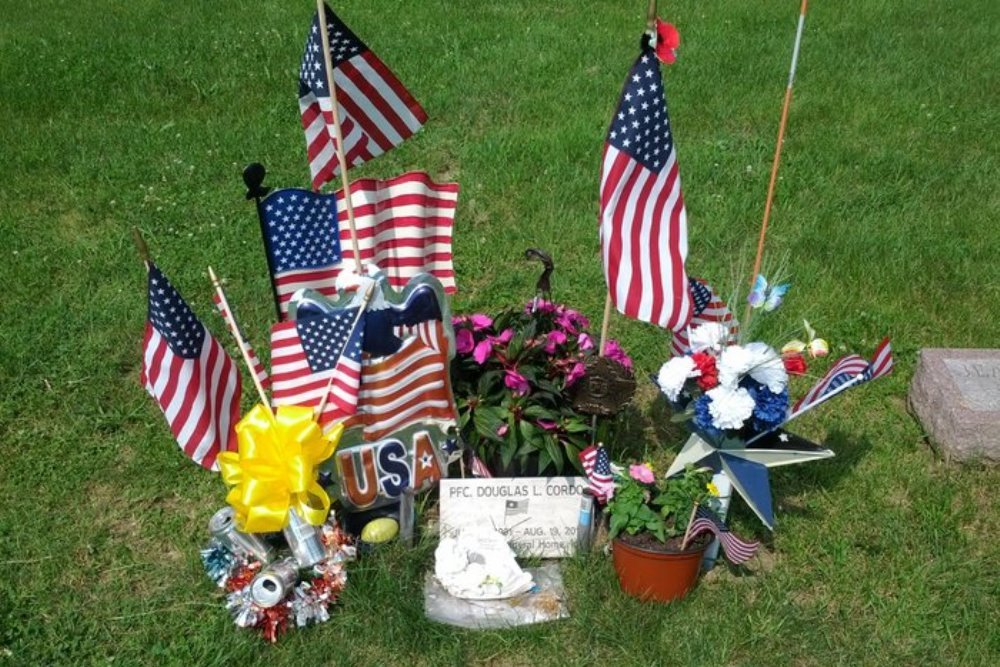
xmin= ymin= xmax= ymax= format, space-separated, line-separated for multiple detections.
xmin=218 ymin=404 xmax=343 ymax=533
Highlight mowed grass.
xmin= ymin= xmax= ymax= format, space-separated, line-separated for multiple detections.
xmin=1 ymin=0 xmax=999 ymax=664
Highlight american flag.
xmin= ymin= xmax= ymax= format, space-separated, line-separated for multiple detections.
xmin=790 ymin=338 xmax=894 ymax=416
xmin=299 ymin=3 xmax=427 ymax=190
xmin=342 ymin=321 xmax=456 ymax=441
xmin=140 ymin=264 xmax=241 ymax=471
xmin=504 ymin=499 xmax=529 ymax=517
xmin=599 ymin=47 xmax=692 ymax=332
xmin=687 ymin=506 xmax=760 ymax=565
xmin=334 ymin=172 xmax=458 ymax=295
xmin=259 ymin=188 xmax=341 ymax=319
xmin=468 ymin=451 xmax=493 ymax=478
xmin=269 ymin=308 xmax=365 ymax=430
xmin=211 ymin=293 xmax=270 ymax=391
xmin=579 ymin=445 xmax=615 ymax=503
xmin=670 ymin=277 xmax=740 ymax=356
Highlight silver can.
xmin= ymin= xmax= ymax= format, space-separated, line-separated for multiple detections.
xmin=250 ymin=557 xmax=299 ymax=608
xmin=282 ymin=507 xmax=327 ymax=568
xmin=209 ymin=507 xmax=273 ymax=563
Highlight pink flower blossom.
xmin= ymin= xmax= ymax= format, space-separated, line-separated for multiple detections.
xmin=469 ymin=314 xmax=493 ymax=331
xmin=554 ymin=307 xmax=589 ymax=334
xmin=629 ymin=463 xmax=655 ymax=484
xmin=504 ymin=370 xmax=530 ymax=396
xmin=473 ymin=339 xmax=493 ymax=365
xmin=536 ymin=419 xmax=559 ymax=431
xmin=565 ymin=362 xmax=585 ymax=386
xmin=604 ymin=339 xmax=633 ymax=372
xmin=455 ymin=328 xmax=475 ymax=355
xmin=526 ymin=299 xmax=557 ymax=314
xmin=577 ymin=333 xmax=595 ymax=351
xmin=496 ymin=424 xmax=509 ymax=437
xmin=496 ymin=328 xmax=514 ymax=344
xmin=544 ymin=330 xmax=567 ymax=353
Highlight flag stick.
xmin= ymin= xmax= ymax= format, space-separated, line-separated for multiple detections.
xmin=315 ymin=282 xmax=376 ymax=418
xmin=745 ymin=371 xmax=864 ymax=445
xmin=315 ymin=0 xmax=363 ymax=274
xmin=645 ymin=0 xmax=657 ymax=37
xmin=131 ymin=227 xmax=151 ymax=271
xmin=208 ymin=266 xmax=272 ymax=411
xmin=743 ymin=0 xmax=809 ymax=329
xmin=680 ymin=500 xmax=700 ymax=550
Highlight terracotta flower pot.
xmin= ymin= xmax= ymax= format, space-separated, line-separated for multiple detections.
xmin=612 ymin=536 xmax=709 ymax=602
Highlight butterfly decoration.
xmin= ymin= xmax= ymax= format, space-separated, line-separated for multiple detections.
xmin=782 ymin=320 xmax=830 ymax=358
xmin=747 ymin=274 xmax=790 ymax=312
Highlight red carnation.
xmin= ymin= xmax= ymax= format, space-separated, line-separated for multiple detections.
xmin=691 ymin=352 xmax=719 ymax=390
xmin=783 ymin=352 xmax=808 ymax=376
xmin=654 ymin=19 xmax=680 ymax=65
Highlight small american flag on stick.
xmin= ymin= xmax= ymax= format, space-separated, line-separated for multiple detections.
xmin=790 ymin=338 xmax=893 ymax=416
xmin=670 ymin=277 xmax=739 ymax=356
xmin=599 ymin=45 xmax=691 ymax=332
xmin=140 ymin=264 xmax=241 ymax=471
xmin=687 ymin=506 xmax=760 ymax=565
xmin=299 ymin=3 xmax=427 ymax=190
xmin=580 ymin=445 xmax=615 ymax=503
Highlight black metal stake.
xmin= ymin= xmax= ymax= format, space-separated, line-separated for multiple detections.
xmin=242 ymin=163 xmax=282 ymax=322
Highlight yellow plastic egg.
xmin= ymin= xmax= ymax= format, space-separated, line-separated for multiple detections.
xmin=360 ymin=517 xmax=399 ymax=543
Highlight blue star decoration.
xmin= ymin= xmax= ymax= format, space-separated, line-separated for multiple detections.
xmin=664 ymin=430 xmax=834 ymax=529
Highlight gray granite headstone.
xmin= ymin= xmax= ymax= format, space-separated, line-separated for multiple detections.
xmin=909 ymin=349 xmax=1000 ymax=463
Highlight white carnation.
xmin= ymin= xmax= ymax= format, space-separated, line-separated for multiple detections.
xmin=688 ymin=322 xmax=729 ymax=353
xmin=706 ymin=385 xmax=756 ymax=430
xmin=744 ymin=342 xmax=788 ymax=393
xmin=717 ymin=344 xmax=753 ymax=388
xmin=656 ymin=355 xmax=696 ymax=402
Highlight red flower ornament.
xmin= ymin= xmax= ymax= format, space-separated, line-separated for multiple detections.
xmin=654 ymin=19 xmax=680 ymax=65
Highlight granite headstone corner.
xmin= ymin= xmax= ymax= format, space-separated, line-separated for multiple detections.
xmin=909 ymin=348 xmax=1000 ymax=463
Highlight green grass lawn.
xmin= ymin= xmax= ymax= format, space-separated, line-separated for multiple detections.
xmin=2 ymin=0 xmax=999 ymax=664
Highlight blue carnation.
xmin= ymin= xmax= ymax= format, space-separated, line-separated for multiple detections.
xmin=748 ymin=382 xmax=789 ymax=431
xmin=693 ymin=394 xmax=724 ymax=440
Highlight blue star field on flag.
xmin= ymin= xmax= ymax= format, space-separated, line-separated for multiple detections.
xmin=606 ymin=51 xmax=673 ymax=173
xmin=297 ymin=308 xmax=363 ymax=373
xmin=261 ymin=189 xmax=341 ymax=274
xmin=148 ymin=265 xmax=205 ymax=358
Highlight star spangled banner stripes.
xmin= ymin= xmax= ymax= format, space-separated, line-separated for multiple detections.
xmin=790 ymin=337 xmax=894 ymax=416
xmin=580 ymin=445 xmax=615 ymax=503
xmin=269 ymin=308 xmax=364 ymax=430
xmin=600 ymin=48 xmax=692 ymax=332
xmin=299 ymin=3 xmax=426 ymax=189
xmin=671 ymin=277 xmax=740 ymax=357
xmin=211 ymin=293 xmax=270 ymax=391
xmin=140 ymin=264 xmax=241 ymax=471
xmin=342 ymin=321 xmax=456 ymax=441
xmin=266 ymin=173 xmax=458 ymax=318
xmin=688 ymin=506 xmax=760 ymax=565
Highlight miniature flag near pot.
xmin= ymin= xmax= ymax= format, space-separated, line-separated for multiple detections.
xmin=299 ymin=3 xmax=427 ymax=190
xmin=580 ymin=445 xmax=615 ymax=503
xmin=670 ymin=277 xmax=739 ymax=356
xmin=270 ymin=307 xmax=364 ymax=430
xmin=211 ymin=293 xmax=270 ymax=391
xmin=599 ymin=41 xmax=692 ymax=332
xmin=687 ymin=506 xmax=760 ymax=565
xmin=261 ymin=173 xmax=458 ymax=319
xmin=140 ymin=264 xmax=241 ymax=471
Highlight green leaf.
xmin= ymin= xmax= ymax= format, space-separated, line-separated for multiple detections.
xmin=473 ymin=406 xmax=507 ymax=443
xmin=523 ymin=405 xmax=558 ymax=421
xmin=609 ymin=513 xmax=627 ymax=539
xmin=544 ymin=435 xmax=564 ymax=473
xmin=536 ymin=448 xmax=552 ymax=475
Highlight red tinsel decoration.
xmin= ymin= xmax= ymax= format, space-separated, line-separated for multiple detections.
xmin=257 ymin=605 xmax=290 ymax=644
xmin=225 ymin=562 xmax=261 ymax=593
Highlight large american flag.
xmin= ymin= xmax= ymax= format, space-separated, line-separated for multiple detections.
xmin=688 ymin=506 xmax=760 ymax=565
xmin=790 ymin=338 xmax=894 ymax=415
xmin=211 ymin=293 xmax=270 ymax=391
xmin=140 ymin=264 xmax=241 ymax=471
xmin=670 ymin=277 xmax=739 ymax=356
xmin=299 ymin=3 xmax=427 ymax=190
xmin=600 ymin=47 xmax=692 ymax=332
xmin=580 ymin=445 xmax=615 ymax=504
xmin=342 ymin=321 xmax=456 ymax=441
xmin=263 ymin=173 xmax=458 ymax=318
xmin=270 ymin=308 xmax=365 ymax=430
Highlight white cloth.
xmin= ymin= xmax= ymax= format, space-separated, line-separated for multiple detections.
xmin=434 ymin=527 xmax=534 ymax=600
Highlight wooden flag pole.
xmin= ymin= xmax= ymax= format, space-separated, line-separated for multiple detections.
xmin=646 ymin=0 xmax=657 ymax=37
xmin=315 ymin=0 xmax=363 ymax=274
xmin=208 ymin=266 xmax=272 ymax=411
xmin=131 ymin=227 xmax=151 ymax=271
xmin=680 ymin=500 xmax=700 ymax=550
xmin=744 ymin=0 xmax=809 ymax=328
xmin=315 ymin=282 xmax=376 ymax=418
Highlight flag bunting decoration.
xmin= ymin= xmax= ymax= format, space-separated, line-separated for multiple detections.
xmin=211 ymin=293 xmax=270 ymax=391
xmin=580 ymin=445 xmax=615 ymax=503
xmin=299 ymin=3 xmax=427 ymax=189
xmin=688 ymin=506 xmax=760 ymax=565
xmin=140 ymin=264 xmax=241 ymax=470
xmin=599 ymin=45 xmax=692 ymax=332
xmin=790 ymin=337 xmax=893 ymax=415
xmin=270 ymin=308 xmax=365 ymax=430
xmin=262 ymin=173 xmax=458 ymax=319
xmin=341 ymin=320 xmax=456 ymax=441
xmin=670 ymin=277 xmax=739 ymax=356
